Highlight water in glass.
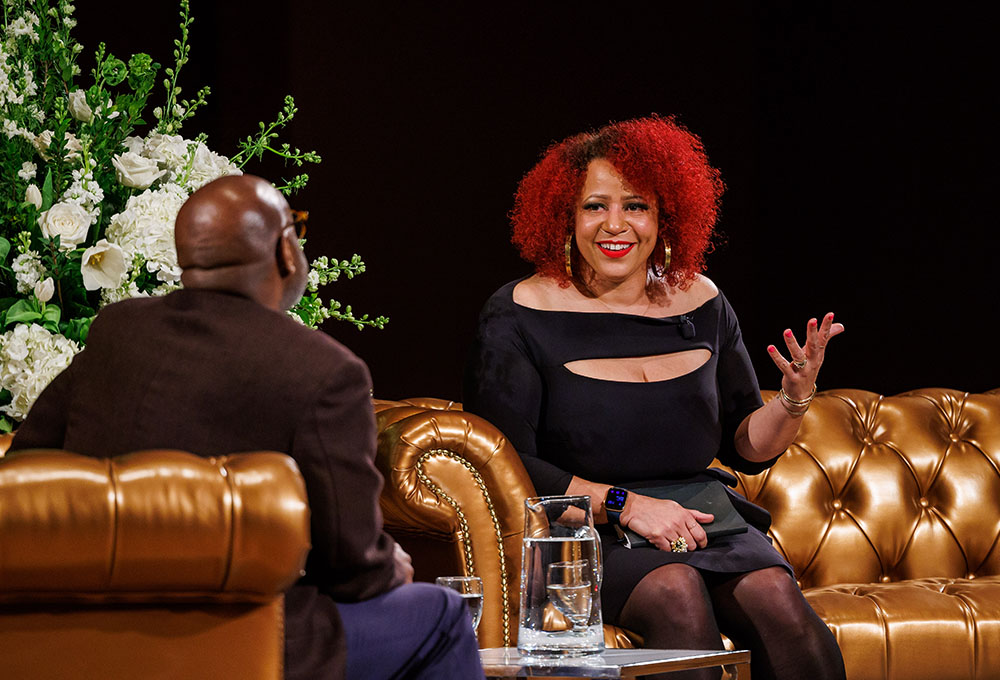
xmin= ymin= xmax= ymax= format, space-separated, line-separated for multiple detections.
xmin=435 ymin=576 xmax=483 ymax=630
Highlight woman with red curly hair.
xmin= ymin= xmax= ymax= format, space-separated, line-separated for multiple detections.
xmin=465 ymin=116 xmax=846 ymax=680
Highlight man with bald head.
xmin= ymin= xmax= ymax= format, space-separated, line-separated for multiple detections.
xmin=11 ymin=175 xmax=485 ymax=680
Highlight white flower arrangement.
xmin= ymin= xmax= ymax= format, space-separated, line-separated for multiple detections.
xmin=0 ymin=0 xmax=387 ymax=432
xmin=0 ymin=323 xmax=78 ymax=422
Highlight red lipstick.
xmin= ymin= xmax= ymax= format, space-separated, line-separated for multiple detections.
xmin=597 ymin=241 xmax=635 ymax=258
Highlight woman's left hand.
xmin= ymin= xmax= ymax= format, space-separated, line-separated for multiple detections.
xmin=766 ymin=313 xmax=845 ymax=400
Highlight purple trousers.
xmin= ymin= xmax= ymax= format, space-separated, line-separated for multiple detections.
xmin=336 ymin=582 xmax=486 ymax=679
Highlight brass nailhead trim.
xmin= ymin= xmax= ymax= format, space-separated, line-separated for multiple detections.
xmin=415 ymin=449 xmax=511 ymax=646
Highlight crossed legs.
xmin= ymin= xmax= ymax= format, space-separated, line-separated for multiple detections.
xmin=617 ymin=564 xmax=845 ymax=680
xmin=336 ymin=582 xmax=485 ymax=680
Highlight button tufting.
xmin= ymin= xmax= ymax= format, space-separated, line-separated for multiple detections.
xmin=919 ymin=498 xmax=929 ymax=508
xmin=968 ymin=574 xmax=976 ymax=580
xmin=881 ymin=576 xmax=891 ymax=583
xmin=832 ymin=499 xmax=843 ymax=510
xmin=949 ymin=433 xmax=959 ymax=442
xmin=863 ymin=436 xmax=874 ymax=445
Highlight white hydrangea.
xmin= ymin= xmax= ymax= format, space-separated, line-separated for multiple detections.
xmin=183 ymin=142 xmax=241 ymax=191
xmin=100 ymin=279 xmax=148 ymax=306
xmin=18 ymin=161 xmax=36 ymax=180
xmin=0 ymin=323 xmax=79 ymax=421
xmin=135 ymin=132 xmax=241 ymax=192
xmin=11 ymin=251 xmax=45 ymax=294
xmin=141 ymin=132 xmax=189 ymax=169
xmin=105 ymin=183 xmax=188 ymax=284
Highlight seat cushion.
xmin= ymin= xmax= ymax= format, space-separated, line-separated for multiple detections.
xmin=804 ymin=576 xmax=1000 ymax=680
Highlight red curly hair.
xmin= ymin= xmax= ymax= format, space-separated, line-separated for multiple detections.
xmin=510 ymin=115 xmax=724 ymax=288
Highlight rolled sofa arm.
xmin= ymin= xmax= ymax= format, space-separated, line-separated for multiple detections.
xmin=0 ymin=449 xmax=310 ymax=600
xmin=374 ymin=398 xmax=536 ymax=648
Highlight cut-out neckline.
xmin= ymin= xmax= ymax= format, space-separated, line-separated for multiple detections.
xmin=563 ymin=349 xmax=713 ymax=384
xmin=510 ymin=287 xmax=720 ymax=321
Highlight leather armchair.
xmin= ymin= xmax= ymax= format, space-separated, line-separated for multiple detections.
xmin=374 ymin=388 xmax=1000 ymax=680
xmin=0 ymin=442 xmax=310 ymax=680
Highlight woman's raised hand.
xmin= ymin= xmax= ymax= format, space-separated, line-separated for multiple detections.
xmin=766 ymin=313 xmax=845 ymax=402
xmin=621 ymin=495 xmax=715 ymax=552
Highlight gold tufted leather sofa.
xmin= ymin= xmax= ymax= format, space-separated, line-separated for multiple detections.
xmin=374 ymin=388 xmax=1000 ymax=680
xmin=0 ymin=440 xmax=310 ymax=680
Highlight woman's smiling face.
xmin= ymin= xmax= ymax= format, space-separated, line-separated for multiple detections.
xmin=573 ymin=158 xmax=659 ymax=289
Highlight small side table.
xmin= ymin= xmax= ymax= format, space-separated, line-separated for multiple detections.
xmin=480 ymin=647 xmax=750 ymax=679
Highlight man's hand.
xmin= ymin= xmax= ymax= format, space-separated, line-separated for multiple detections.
xmin=394 ymin=543 xmax=414 ymax=584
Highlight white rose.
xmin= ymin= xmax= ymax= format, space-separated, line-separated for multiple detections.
xmin=142 ymin=132 xmax=188 ymax=168
xmin=33 ymin=129 xmax=53 ymax=157
xmin=112 ymin=151 xmax=165 ymax=189
xmin=80 ymin=239 xmax=127 ymax=290
xmin=68 ymin=89 xmax=93 ymax=123
xmin=122 ymin=136 xmax=144 ymax=154
xmin=64 ymin=132 xmax=82 ymax=160
xmin=24 ymin=184 xmax=41 ymax=209
xmin=33 ymin=277 xmax=54 ymax=302
xmin=38 ymin=201 xmax=90 ymax=249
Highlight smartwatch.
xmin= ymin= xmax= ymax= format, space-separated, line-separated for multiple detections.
xmin=604 ymin=486 xmax=629 ymax=525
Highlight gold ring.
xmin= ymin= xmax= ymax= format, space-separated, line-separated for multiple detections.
xmin=670 ymin=537 xmax=689 ymax=553
xmin=792 ymin=358 xmax=807 ymax=369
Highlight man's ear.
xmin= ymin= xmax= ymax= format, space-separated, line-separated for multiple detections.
xmin=276 ymin=229 xmax=298 ymax=278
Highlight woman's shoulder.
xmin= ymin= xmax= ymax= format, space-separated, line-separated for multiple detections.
xmin=678 ymin=273 xmax=719 ymax=308
xmin=511 ymin=274 xmax=566 ymax=310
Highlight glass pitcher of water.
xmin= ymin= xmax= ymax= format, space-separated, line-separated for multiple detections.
xmin=518 ymin=495 xmax=604 ymax=655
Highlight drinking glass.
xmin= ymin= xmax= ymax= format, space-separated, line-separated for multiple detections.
xmin=546 ymin=560 xmax=593 ymax=634
xmin=435 ymin=575 xmax=484 ymax=630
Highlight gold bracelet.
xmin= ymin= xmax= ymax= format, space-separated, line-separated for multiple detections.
xmin=777 ymin=396 xmax=809 ymax=417
xmin=779 ymin=384 xmax=817 ymax=407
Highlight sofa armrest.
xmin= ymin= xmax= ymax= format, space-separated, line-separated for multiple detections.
xmin=0 ymin=449 xmax=310 ymax=601
xmin=374 ymin=399 xmax=535 ymax=647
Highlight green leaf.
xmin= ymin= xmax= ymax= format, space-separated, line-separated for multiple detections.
xmin=41 ymin=170 xmax=54 ymax=212
xmin=42 ymin=304 xmax=62 ymax=326
xmin=0 ymin=416 xmax=12 ymax=434
xmin=4 ymin=300 xmax=42 ymax=327
xmin=0 ymin=237 xmax=10 ymax=265
xmin=60 ymin=316 xmax=93 ymax=344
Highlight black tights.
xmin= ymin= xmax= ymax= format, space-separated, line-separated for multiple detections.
xmin=617 ymin=565 xmax=846 ymax=680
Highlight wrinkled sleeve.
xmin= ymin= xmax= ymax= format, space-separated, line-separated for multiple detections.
xmin=715 ymin=292 xmax=779 ymax=474
xmin=463 ymin=291 xmax=573 ymax=495
xmin=292 ymin=353 xmax=403 ymax=602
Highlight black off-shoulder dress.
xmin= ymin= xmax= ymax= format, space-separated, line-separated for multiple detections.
xmin=463 ymin=279 xmax=793 ymax=622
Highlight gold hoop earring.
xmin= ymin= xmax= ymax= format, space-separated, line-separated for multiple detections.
xmin=564 ymin=232 xmax=574 ymax=278
xmin=650 ymin=238 xmax=672 ymax=278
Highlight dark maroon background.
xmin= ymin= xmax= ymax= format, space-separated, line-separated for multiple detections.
xmin=74 ymin=3 xmax=997 ymax=401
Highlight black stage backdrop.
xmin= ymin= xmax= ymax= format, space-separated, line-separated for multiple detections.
xmin=74 ymin=3 xmax=997 ymax=401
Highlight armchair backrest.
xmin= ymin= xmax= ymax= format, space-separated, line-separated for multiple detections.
xmin=0 ymin=448 xmax=310 ymax=680
xmin=718 ymin=388 xmax=1000 ymax=589
xmin=375 ymin=398 xmax=534 ymax=648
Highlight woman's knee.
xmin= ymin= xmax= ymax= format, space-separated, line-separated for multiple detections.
xmin=622 ymin=564 xmax=714 ymax=626
xmin=620 ymin=564 xmax=721 ymax=650
xmin=637 ymin=563 xmax=711 ymax=603
xmin=731 ymin=568 xmax=818 ymax=626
